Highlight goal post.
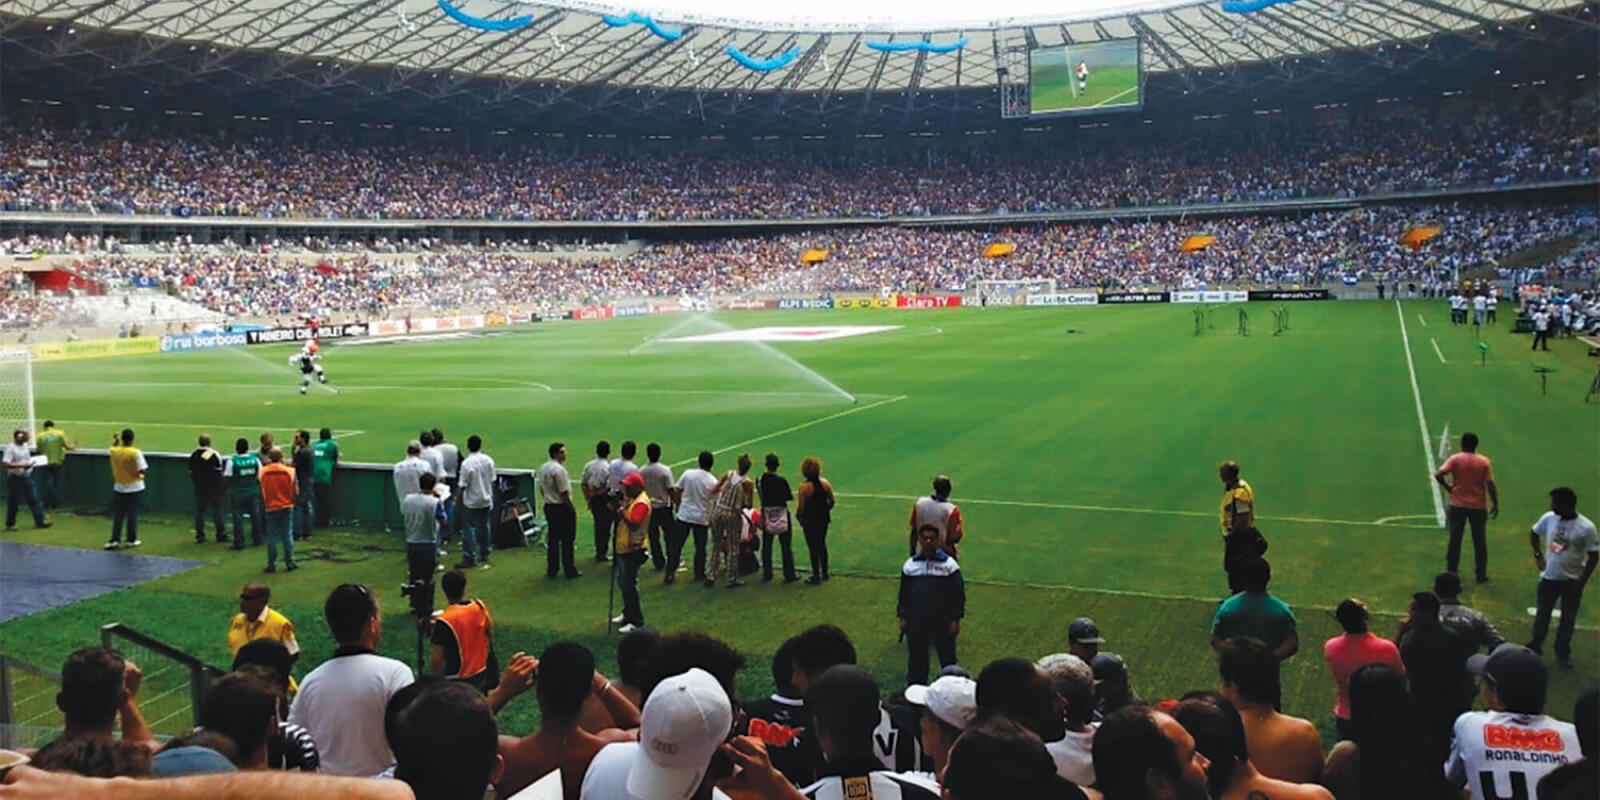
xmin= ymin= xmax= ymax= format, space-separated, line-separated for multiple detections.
xmin=976 ymin=279 xmax=1056 ymax=307
xmin=0 ymin=350 xmax=37 ymax=439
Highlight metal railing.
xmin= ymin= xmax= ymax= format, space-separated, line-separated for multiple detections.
xmin=99 ymin=623 xmax=226 ymax=736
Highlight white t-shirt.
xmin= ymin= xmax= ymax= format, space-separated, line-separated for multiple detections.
xmin=801 ymin=771 xmax=941 ymax=800
xmin=402 ymin=493 xmax=442 ymax=545
xmin=606 ymin=459 xmax=638 ymax=494
xmin=2 ymin=442 xmax=33 ymax=476
xmin=459 ymin=452 xmax=497 ymax=510
xmin=435 ymin=442 xmax=460 ymax=478
xmin=1473 ymin=296 xmax=1487 ymax=312
xmin=581 ymin=458 xmax=612 ymax=495
xmin=1046 ymin=726 xmax=1097 ymax=788
xmin=675 ymin=468 xmax=718 ymax=526
xmin=639 ymin=462 xmax=675 ymax=509
xmin=288 ymin=651 xmax=414 ymax=777
xmin=419 ymin=446 xmax=444 ymax=478
xmin=1532 ymin=512 xmax=1599 ymax=581
xmin=393 ymin=457 xmax=430 ymax=501
xmin=579 ymin=741 xmax=732 ymax=800
xmin=1445 ymin=710 xmax=1581 ymax=800
xmin=537 ymin=459 xmax=572 ymax=506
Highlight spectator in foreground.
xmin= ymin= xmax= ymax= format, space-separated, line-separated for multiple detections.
xmin=106 ymin=428 xmax=146 ymax=549
xmin=1526 ymin=486 xmax=1598 ymax=669
xmin=288 ymin=584 xmax=414 ymax=777
xmin=190 ymin=671 xmax=280 ymax=771
xmin=1036 ymin=653 xmax=1097 ymax=787
xmin=231 ymin=640 xmax=320 ymax=772
xmin=493 ymin=642 xmax=637 ymax=800
xmin=902 ymin=673 xmax=977 ymax=781
xmin=386 ymin=679 xmax=503 ymax=800
xmin=1322 ymin=598 xmax=1403 ymax=741
xmin=942 ymin=716 xmax=1066 ymax=800
xmin=741 ymin=636 xmax=815 ymax=786
xmin=1216 ymin=637 xmax=1322 ymax=784
xmin=1537 ymin=685 xmax=1598 ymax=800
xmin=1172 ymin=693 xmax=1332 ymax=800
xmin=430 ymin=569 xmax=495 ymax=693
xmin=975 ymin=658 xmax=1069 ymax=758
xmin=42 ymin=647 xmax=154 ymax=754
xmin=1446 ymin=645 xmax=1583 ymax=800
xmin=1066 ymin=618 xmax=1104 ymax=663
xmin=1211 ymin=557 xmax=1298 ymax=660
xmin=1093 ymin=706 xmax=1211 ymax=800
xmin=1321 ymin=663 xmax=1448 ymax=800
xmin=0 ymin=765 xmax=413 ymax=798
xmin=29 ymin=735 xmax=152 ymax=778
xmin=1396 ymin=590 xmax=1474 ymax=753
xmin=1434 ymin=571 xmax=1505 ymax=654
xmin=1091 ymin=653 xmax=1142 ymax=719
xmin=799 ymin=665 xmax=940 ymax=799
xmin=898 ymin=523 xmax=965 ymax=686
xmin=577 ymin=626 xmax=660 ymax=734
xmin=579 ymin=667 xmax=732 ymax=800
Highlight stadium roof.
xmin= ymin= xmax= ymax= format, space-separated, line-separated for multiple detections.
xmin=3 ymin=0 xmax=1592 ymax=96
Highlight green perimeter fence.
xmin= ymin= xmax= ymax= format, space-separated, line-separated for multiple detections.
xmin=9 ymin=449 xmax=538 ymax=533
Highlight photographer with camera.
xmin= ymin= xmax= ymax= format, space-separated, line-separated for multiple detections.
xmin=402 ymin=472 xmax=448 ymax=619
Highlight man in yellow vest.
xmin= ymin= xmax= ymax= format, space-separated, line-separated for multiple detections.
xmin=430 ymin=569 xmax=495 ymax=693
xmin=611 ymin=473 xmax=651 ymax=633
xmin=228 ymin=583 xmax=301 ymax=691
xmin=107 ymin=429 xmax=148 ymax=549
xmin=1219 ymin=460 xmax=1260 ymax=594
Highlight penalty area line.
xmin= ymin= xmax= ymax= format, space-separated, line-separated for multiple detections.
xmin=669 ymin=395 xmax=908 ymax=468
xmin=836 ymin=492 xmax=1439 ymax=530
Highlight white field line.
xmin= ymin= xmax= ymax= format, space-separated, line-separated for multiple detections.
xmin=836 ymin=492 xmax=1439 ymax=530
xmin=1396 ymin=301 xmax=1448 ymax=527
xmin=668 ymin=395 xmax=908 ymax=468
xmin=1580 ymin=336 xmax=1600 ymax=348
xmin=1430 ymin=338 xmax=1448 ymax=364
xmin=1092 ymin=86 xmax=1139 ymax=108
xmin=1417 ymin=314 xmax=1429 ymax=327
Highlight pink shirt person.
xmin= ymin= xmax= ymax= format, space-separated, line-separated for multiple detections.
xmin=1436 ymin=450 xmax=1494 ymax=510
xmin=1323 ymin=600 xmax=1403 ymax=720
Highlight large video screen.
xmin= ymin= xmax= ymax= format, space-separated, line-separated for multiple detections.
xmin=1028 ymin=39 xmax=1142 ymax=116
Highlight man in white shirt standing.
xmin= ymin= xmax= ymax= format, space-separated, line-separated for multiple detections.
xmin=638 ymin=443 xmax=675 ymax=577
xmin=457 ymin=435 xmax=496 ymax=571
xmin=581 ymin=441 xmax=614 ymax=564
xmin=393 ymin=441 xmax=430 ymax=510
xmin=1446 ymin=645 xmax=1582 ymax=800
xmin=671 ymin=451 xmax=718 ymax=585
xmin=288 ymin=583 xmax=414 ymax=777
xmin=607 ymin=440 xmax=639 ymax=500
xmin=1525 ymin=487 xmax=1599 ymax=669
xmin=430 ymin=428 xmax=460 ymax=546
xmin=1532 ymin=307 xmax=1552 ymax=351
xmin=538 ymin=442 xmax=581 ymax=580
xmin=3 ymin=429 xmax=49 ymax=531
xmin=1472 ymin=293 xmax=1487 ymax=326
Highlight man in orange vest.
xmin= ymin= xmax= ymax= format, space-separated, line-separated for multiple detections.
xmin=430 ymin=569 xmax=494 ymax=693
xmin=612 ymin=473 xmax=651 ymax=633
xmin=259 ymin=447 xmax=298 ymax=573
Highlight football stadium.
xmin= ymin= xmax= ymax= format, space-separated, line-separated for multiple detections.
xmin=0 ymin=0 xmax=1597 ymax=796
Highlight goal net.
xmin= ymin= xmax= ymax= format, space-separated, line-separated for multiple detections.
xmin=0 ymin=350 xmax=37 ymax=439
xmin=976 ymin=279 xmax=1056 ymax=307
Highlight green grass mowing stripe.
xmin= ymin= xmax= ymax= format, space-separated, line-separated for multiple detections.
xmin=667 ymin=396 xmax=907 ymax=468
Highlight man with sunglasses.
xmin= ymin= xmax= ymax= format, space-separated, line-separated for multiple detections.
xmin=289 ymin=584 xmax=414 ymax=777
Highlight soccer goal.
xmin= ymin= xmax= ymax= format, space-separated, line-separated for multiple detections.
xmin=0 ymin=350 xmax=36 ymax=438
xmin=976 ymin=279 xmax=1056 ymax=307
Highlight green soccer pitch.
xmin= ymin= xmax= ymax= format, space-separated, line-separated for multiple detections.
xmin=3 ymin=300 xmax=1596 ymax=738
xmin=1030 ymin=64 xmax=1141 ymax=113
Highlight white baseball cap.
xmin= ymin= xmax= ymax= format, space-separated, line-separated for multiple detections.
xmin=904 ymin=675 xmax=978 ymax=731
xmin=627 ymin=667 xmax=732 ymax=800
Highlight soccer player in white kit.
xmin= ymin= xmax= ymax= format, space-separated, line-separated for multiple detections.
xmin=290 ymin=341 xmax=327 ymax=394
xmin=1076 ymin=60 xmax=1090 ymax=95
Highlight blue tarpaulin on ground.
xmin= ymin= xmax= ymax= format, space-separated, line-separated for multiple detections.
xmin=0 ymin=541 xmax=202 ymax=622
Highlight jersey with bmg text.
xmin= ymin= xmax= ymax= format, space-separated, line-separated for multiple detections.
xmin=1445 ymin=710 xmax=1581 ymax=800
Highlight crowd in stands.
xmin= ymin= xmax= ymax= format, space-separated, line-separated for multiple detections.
xmin=24 ymin=203 xmax=1590 ymax=318
xmin=2 ymin=103 xmax=1595 ymax=221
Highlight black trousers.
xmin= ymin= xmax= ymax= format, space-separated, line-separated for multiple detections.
xmin=193 ymin=484 xmax=225 ymax=541
xmin=905 ymin=626 xmax=958 ymax=687
xmin=588 ymin=495 xmax=613 ymax=559
xmin=1532 ymin=330 xmax=1550 ymax=350
xmin=669 ymin=520 xmax=708 ymax=581
xmin=762 ymin=523 xmax=797 ymax=581
xmin=110 ymin=491 xmax=142 ymax=543
xmin=616 ymin=549 xmax=645 ymax=625
xmin=1445 ymin=505 xmax=1489 ymax=580
xmin=647 ymin=507 xmax=673 ymax=570
xmin=405 ymin=543 xmax=438 ymax=615
xmin=313 ymin=482 xmax=332 ymax=527
xmin=544 ymin=503 xmax=579 ymax=577
xmin=1529 ymin=578 xmax=1583 ymax=660
xmin=802 ymin=520 xmax=830 ymax=579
